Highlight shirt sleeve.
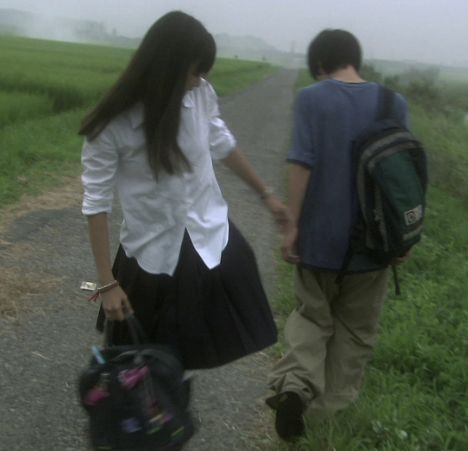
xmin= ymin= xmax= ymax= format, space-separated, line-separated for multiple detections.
xmin=206 ymin=82 xmax=237 ymax=160
xmin=394 ymin=92 xmax=410 ymax=129
xmin=81 ymin=127 xmax=119 ymax=215
xmin=287 ymin=89 xmax=316 ymax=168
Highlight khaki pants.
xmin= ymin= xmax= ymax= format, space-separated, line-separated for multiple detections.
xmin=268 ymin=266 xmax=390 ymax=416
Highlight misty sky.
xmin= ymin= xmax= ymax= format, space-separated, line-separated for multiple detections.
xmin=1 ymin=0 xmax=467 ymax=66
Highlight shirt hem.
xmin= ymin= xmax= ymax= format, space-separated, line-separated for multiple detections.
xmin=298 ymin=262 xmax=388 ymax=274
xmin=286 ymin=158 xmax=314 ymax=169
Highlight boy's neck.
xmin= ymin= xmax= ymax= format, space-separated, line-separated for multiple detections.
xmin=327 ymin=65 xmax=366 ymax=83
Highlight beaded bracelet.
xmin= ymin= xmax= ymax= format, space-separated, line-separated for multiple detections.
xmin=87 ymin=280 xmax=119 ymax=303
xmin=97 ymin=280 xmax=119 ymax=294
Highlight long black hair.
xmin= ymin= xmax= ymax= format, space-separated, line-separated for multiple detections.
xmin=79 ymin=11 xmax=216 ymax=176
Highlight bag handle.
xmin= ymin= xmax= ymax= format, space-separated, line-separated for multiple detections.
xmin=104 ymin=316 xmax=185 ymax=371
xmin=105 ymin=314 xmax=149 ymax=347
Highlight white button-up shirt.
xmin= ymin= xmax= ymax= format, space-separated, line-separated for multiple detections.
xmin=81 ymin=79 xmax=236 ymax=275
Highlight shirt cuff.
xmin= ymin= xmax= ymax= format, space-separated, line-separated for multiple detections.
xmin=82 ymin=196 xmax=113 ymax=216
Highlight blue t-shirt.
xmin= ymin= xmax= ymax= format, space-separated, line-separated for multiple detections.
xmin=288 ymin=79 xmax=408 ymax=271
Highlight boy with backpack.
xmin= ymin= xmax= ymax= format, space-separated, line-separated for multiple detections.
xmin=266 ymin=29 xmax=426 ymax=441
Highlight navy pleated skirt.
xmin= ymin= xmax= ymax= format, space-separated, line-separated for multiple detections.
xmin=96 ymin=221 xmax=277 ymax=370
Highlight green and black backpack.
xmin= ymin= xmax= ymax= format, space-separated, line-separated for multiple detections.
xmin=340 ymin=86 xmax=428 ymax=293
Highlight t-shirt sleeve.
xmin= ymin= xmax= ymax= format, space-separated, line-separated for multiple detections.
xmin=206 ymin=82 xmax=237 ymax=160
xmin=394 ymin=92 xmax=410 ymax=129
xmin=81 ymin=127 xmax=119 ymax=215
xmin=287 ymin=89 xmax=316 ymax=168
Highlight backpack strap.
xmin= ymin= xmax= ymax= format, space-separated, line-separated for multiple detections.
xmin=377 ymin=85 xmax=395 ymax=121
xmin=391 ymin=264 xmax=401 ymax=296
xmin=336 ymin=85 xmax=397 ymax=287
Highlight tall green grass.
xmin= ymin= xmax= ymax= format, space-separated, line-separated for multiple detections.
xmin=411 ymin=103 xmax=468 ymax=196
xmin=0 ymin=91 xmax=54 ymax=126
xmin=0 ymin=35 xmax=278 ymax=207
xmin=0 ymin=109 xmax=85 ymax=202
xmin=0 ymin=36 xmax=130 ymax=111
xmin=267 ymin=70 xmax=468 ymax=450
xmin=0 ymin=35 xmax=277 ymax=111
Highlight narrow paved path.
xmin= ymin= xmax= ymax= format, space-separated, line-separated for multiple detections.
xmin=0 ymin=68 xmax=297 ymax=451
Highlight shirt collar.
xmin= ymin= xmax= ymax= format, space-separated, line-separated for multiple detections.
xmin=129 ymin=92 xmax=195 ymax=129
xmin=129 ymin=104 xmax=144 ymax=129
xmin=182 ymin=91 xmax=195 ymax=109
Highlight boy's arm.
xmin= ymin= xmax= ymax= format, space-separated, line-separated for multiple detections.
xmin=282 ymin=163 xmax=311 ymax=263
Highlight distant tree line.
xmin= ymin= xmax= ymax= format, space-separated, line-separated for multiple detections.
xmin=361 ymin=63 xmax=468 ymax=114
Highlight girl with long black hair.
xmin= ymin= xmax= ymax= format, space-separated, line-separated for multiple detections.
xmin=80 ymin=11 xmax=288 ymax=369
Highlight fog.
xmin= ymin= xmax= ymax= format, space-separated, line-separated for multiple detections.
xmin=1 ymin=0 xmax=467 ymax=66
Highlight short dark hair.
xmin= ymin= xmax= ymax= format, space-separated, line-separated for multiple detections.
xmin=307 ymin=29 xmax=362 ymax=80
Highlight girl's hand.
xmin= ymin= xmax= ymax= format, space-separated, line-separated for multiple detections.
xmin=281 ymin=224 xmax=300 ymax=264
xmin=264 ymin=195 xmax=291 ymax=232
xmin=101 ymin=285 xmax=133 ymax=321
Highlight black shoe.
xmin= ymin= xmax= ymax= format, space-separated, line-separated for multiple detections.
xmin=274 ymin=391 xmax=305 ymax=441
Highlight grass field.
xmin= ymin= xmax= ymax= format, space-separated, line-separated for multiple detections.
xmin=0 ymin=35 xmax=278 ymax=207
xmin=267 ymin=70 xmax=468 ymax=450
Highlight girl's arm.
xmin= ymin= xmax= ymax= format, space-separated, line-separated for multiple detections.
xmin=221 ymin=147 xmax=291 ymax=230
xmin=87 ymin=212 xmax=132 ymax=321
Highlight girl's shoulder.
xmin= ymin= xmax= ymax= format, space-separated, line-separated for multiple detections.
xmin=194 ymin=78 xmax=218 ymax=102
xmin=86 ymin=104 xmax=142 ymax=148
xmin=187 ymin=79 xmax=219 ymax=114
